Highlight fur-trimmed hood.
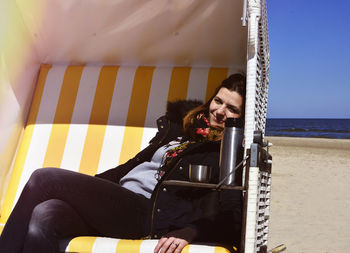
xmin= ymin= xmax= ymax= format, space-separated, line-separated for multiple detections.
xmin=166 ymin=100 xmax=203 ymax=124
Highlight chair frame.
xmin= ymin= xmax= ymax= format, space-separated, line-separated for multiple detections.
xmin=241 ymin=0 xmax=271 ymax=252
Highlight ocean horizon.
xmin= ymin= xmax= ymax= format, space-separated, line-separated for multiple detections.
xmin=265 ymin=118 xmax=350 ymax=139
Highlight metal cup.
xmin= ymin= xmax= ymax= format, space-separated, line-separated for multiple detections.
xmin=189 ymin=164 xmax=212 ymax=183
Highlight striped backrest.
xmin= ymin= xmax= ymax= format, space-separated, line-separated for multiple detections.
xmin=0 ymin=64 xmax=238 ymax=231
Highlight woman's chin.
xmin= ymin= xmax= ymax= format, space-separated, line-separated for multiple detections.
xmin=211 ymin=122 xmax=224 ymax=130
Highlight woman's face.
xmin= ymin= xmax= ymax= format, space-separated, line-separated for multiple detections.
xmin=209 ymin=87 xmax=243 ymax=129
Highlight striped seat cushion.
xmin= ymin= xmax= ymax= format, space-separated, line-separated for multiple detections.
xmin=0 ymin=64 xmax=237 ymax=252
xmin=62 ymin=237 xmax=231 ymax=253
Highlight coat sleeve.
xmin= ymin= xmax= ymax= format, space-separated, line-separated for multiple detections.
xmin=161 ymin=189 xmax=242 ymax=249
xmin=159 ymin=145 xmax=242 ymax=248
xmin=195 ymin=147 xmax=242 ymax=247
xmin=211 ymin=189 xmax=243 ymax=247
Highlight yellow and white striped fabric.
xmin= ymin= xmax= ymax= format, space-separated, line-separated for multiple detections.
xmin=63 ymin=237 xmax=231 ymax=253
xmin=0 ymin=64 xmax=237 ymax=252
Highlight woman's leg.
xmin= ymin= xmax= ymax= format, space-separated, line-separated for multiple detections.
xmin=0 ymin=168 xmax=151 ymax=253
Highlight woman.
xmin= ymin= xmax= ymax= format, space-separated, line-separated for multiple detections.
xmin=0 ymin=73 xmax=246 ymax=253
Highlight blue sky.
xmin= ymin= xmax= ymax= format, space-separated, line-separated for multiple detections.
xmin=266 ymin=0 xmax=350 ymax=118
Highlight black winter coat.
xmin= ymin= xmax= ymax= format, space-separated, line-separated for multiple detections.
xmin=95 ymin=100 xmax=242 ymax=249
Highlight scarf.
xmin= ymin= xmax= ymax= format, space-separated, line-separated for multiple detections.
xmin=155 ymin=113 xmax=222 ymax=180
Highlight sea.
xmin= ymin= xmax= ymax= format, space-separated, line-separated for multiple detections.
xmin=265 ymin=119 xmax=350 ymax=139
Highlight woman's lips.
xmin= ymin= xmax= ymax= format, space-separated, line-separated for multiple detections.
xmin=213 ymin=116 xmax=224 ymax=124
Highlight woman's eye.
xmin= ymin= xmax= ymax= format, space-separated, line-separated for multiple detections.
xmin=214 ymin=98 xmax=222 ymax=104
xmin=228 ymin=107 xmax=238 ymax=114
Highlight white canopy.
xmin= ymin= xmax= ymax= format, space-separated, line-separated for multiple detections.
xmin=15 ymin=0 xmax=247 ymax=67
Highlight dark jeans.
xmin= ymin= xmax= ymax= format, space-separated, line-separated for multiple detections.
xmin=0 ymin=168 xmax=151 ymax=253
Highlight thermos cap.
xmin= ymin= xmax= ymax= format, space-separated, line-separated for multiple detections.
xmin=225 ymin=118 xmax=244 ymax=128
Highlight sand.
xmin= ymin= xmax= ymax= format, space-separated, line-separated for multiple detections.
xmin=265 ymin=137 xmax=350 ymax=253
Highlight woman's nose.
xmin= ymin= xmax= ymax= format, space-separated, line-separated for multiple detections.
xmin=216 ymin=106 xmax=225 ymax=116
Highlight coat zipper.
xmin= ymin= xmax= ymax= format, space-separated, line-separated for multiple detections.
xmin=157 ymin=118 xmax=171 ymax=145
xmin=149 ymin=158 xmax=182 ymax=238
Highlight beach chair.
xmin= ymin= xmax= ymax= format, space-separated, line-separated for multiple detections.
xmin=0 ymin=0 xmax=271 ymax=252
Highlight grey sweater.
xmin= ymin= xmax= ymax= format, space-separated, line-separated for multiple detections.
xmin=119 ymin=140 xmax=181 ymax=198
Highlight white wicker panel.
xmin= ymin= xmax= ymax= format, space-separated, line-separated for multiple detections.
xmin=244 ymin=0 xmax=269 ymax=146
xmin=255 ymin=171 xmax=271 ymax=251
xmin=244 ymin=0 xmax=270 ymax=252
xmin=244 ymin=166 xmax=260 ymax=253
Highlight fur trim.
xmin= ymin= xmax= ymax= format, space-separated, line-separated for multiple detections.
xmin=166 ymin=100 xmax=203 ymax=124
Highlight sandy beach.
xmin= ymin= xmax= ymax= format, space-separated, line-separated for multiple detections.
xmin=266 ymin=137 xmax=350 ymax=253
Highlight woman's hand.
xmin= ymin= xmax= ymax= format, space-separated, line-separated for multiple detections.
xmin=154 ymin=237 xmax=189 ymax=253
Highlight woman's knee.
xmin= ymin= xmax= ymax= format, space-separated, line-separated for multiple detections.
xmin=28 ymin=199 xmax=92 ymax=237
xmin=24 ymin=200 xmax=66 ymax=253
xmin=26 ymin=168 xmax=61 ymax=190
xmin=28 ymin=199 xmax=66 ymax=233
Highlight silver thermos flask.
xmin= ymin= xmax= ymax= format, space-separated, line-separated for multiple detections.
xmin=219 ymin=118 xmax=244 ymax=186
